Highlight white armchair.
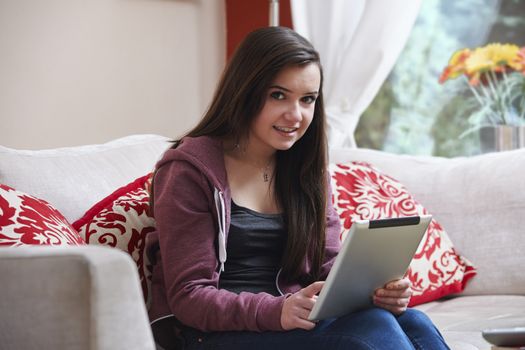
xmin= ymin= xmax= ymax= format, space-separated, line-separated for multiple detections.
xmin=0 ymin=246 xmax=155 ymax=350
xmin=0 ymin=134 xmax=170 ymax=350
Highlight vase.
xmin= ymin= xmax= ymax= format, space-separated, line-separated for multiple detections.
xmin=479 ymin=125 xmax=525 ymax=153
xmin=518 ymin=125 xmax=525 ymax=148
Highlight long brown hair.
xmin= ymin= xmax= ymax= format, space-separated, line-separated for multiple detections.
xmin=153 ymin=26 xmax=328 ymax=283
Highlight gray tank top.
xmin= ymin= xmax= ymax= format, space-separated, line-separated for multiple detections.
xmin=218 ymin=200 xmax=286 ymax=296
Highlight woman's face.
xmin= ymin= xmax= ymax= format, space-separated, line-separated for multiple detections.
xmin=248 ymin=63 xmax=321 ymax=155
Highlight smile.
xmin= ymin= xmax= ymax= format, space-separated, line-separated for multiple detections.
xmin=273 ymin=126 xmax=298 ymax=133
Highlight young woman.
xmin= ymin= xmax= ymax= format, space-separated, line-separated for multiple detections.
xmin=146 ymin=26 xmax=450 ymax=350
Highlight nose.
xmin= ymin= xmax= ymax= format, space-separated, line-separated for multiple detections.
xmin=284 ymin=101 xmax=302 ymax=122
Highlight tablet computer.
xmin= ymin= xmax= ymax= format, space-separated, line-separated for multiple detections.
xmin=308 ymin=215 xmax=432 ymax=321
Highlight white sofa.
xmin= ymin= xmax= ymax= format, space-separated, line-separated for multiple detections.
xmin=1 ymin=134 xmax=524 ymax=350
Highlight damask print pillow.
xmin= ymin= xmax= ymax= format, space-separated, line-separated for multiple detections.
xmin=0 ymin=184 xmax=85 ymax=246
xmin=72 ymin=174 xmax=155 ymax=305
xmin=328 ymin=162 xmax=477 ymax=306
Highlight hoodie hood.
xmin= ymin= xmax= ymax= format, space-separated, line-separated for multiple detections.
xmin=156 ymin=136 xmax=228 ymax=193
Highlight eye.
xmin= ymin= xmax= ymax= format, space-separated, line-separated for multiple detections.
xmin=301 ymin=95 xmax=317 ymax=104
xmin=270 ymin=91 xmax=285 ymax=100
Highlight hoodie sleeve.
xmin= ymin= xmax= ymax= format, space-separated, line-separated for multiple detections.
xmin=154 ymin=160 xmax=286 ymax=332
xmin=319 ymin=177 xmax=342 ymax=280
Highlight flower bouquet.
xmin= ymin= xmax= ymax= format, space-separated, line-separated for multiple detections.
xmin=439 ymin=43 xmax=525 ymax=136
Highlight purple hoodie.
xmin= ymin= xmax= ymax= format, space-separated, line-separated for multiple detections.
xmin=146 ymin=136 xmax=341 ymax=332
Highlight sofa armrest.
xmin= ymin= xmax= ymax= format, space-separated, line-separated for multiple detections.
xmin=0 ymin=246 xmax=156 ymax=350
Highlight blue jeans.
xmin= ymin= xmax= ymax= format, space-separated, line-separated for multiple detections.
xmin=182 ymin=308 xmax=450 ymax=350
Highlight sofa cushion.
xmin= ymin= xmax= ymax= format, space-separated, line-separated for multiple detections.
xmin=329 ymin=147 xmax=525 ymax=296
xmin=0 ymin=134 xmax=170 ymax=223
xmin=329 ymin=162 xmax=476 ymax=306
xmin=0 ymin=184 xmax=85 ymax=246
xmin=73 ymin=174 xmax=155 ymax=305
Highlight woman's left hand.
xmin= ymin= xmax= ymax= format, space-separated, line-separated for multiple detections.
xmin=373 ymin=278 xmax=412 ymax=315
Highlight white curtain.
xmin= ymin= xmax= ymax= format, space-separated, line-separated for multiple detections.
xmin=291 ymin=0 xmax=421 ymax=148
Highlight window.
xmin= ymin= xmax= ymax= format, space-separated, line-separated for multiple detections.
xmin=355 ymin=0 xmax=525 ymax=157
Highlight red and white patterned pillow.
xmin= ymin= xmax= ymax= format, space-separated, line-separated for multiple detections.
xmin=72 ymin=174 xmax=155 ymax=305
xmin=329 ymin=162 xmax=477 ymax=306
xmin=0 ymin=184 xmax=85 ymax=246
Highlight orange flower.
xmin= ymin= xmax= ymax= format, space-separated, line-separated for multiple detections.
xmin=439 ymin=43 xmax=525 ymax=127
xmin=440 ymin=43 xmax=524 ymax=85
xmin=516 ymin=47 xmax=525 ymax=75
xmin=439 ymin=48 xmax=470 ymax=83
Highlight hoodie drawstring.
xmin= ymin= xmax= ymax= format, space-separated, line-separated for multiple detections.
xmin=214 ymin=188 xmax=227 ymax=272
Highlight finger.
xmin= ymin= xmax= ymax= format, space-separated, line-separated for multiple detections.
xmin=290 ymin=315 xmax=317 ymax=331
xmin=386 ymin=278 xmax=411 ymax=290
xmin=289 ymin=295 xmax=315 ymax=313
xmin=302 ymin=281 xmax=325 ymax=297
xmin=373 ymin=301 xmax=407 ymax=315
xmin=374 ymin=295 xmax=411 ymax=306
xmin=373 ymin=296 xmax=410 ymax=308
xmin=297 ymin=306 xmax=313 ymax=321
xmin=385 ymin=280 xmax=411 ymax=290
xmin=296 ymin=296 xmax=316 ymax=311
xmin=386 ymin=278 xmax=410 ymax=289
xmin=375 ymin=288 xmax=412 ymax=298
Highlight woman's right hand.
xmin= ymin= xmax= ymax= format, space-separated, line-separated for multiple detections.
xmin=280 ymin=281 xmax=324 ymax=331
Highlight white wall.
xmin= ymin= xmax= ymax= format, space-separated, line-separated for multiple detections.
xmin=0 ymin=0 xmax=225 ymax=149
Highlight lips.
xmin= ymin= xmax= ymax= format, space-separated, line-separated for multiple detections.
xmin=273 ymin=126 xmax=298 ymax=133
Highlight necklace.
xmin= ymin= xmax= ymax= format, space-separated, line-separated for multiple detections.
xmin=233 ymin=143 xmax=273 ymax=182
xmin=262 ymin=163 xmax=271 ymax=182
xmin=244 ymin=157 xmax=273 ymax=182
